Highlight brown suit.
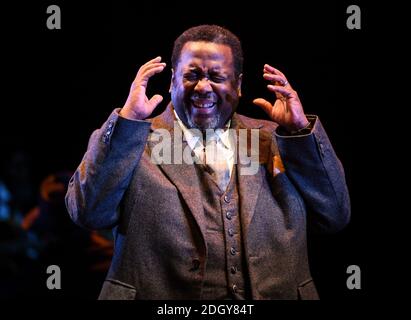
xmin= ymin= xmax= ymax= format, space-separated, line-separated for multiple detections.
xmin=66 ymin=104 xmax=350 ymax=299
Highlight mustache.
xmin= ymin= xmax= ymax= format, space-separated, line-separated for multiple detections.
xmin=190 ymin=93 xmax=217 ymax=102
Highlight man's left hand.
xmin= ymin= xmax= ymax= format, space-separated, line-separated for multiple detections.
xmin=253 ymin=64 xmax=309 ymax=132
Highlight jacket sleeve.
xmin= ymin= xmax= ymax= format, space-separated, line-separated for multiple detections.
xmin=275 ymin=116 xmax=351 ymax=233
xmin=65 ymin=108 xmax=151 ymax=230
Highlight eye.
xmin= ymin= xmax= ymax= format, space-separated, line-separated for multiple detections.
xmin=184 ymin=72 xmax=199 ymax=81
xmin=211 ymin=76 xmax=226 ymax=83
xmin=209 ymin=73 xmax=226 ymax=83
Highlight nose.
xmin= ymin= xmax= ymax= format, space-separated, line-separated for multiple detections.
xmin=194 ymin=77 xmax=212 ymax=94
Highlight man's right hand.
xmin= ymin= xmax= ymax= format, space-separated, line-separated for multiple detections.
xmin=120 ymin=56 xmax=166 ymax=120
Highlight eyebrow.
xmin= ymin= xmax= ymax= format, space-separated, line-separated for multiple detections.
xmin=186 ymin=66 xmax=224 ymax=73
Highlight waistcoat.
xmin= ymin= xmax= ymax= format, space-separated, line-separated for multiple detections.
xmin=195 ymin=164 xmax=251 ymax=299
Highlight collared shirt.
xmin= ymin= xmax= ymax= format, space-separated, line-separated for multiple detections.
xmin=173 ymin=110 xmax=235 ymax=178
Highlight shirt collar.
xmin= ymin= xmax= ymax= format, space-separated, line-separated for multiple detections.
xmin=173 ymin=110 xmax=232 ymax=150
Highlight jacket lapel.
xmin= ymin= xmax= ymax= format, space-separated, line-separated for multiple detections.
xmin=232 ymin=114 xmax=269 ymax=237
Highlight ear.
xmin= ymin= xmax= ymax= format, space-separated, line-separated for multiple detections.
xmin=169 ymin=68 xmax=175 ymax=93
xmin=237 ymin=73 xmax=243 ymax=97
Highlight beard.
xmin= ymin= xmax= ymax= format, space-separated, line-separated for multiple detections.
xmin=184 ymin=108 xmax=222 ymax=130
xmin=171 ymin=89 xmax=236 ymax=130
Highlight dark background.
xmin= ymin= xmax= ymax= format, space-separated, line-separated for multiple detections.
xmin=1 ymin=0 xmax=371 ymax=300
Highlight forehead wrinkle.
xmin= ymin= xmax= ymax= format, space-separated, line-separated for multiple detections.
xmin=178 ymin=42 xmax=234 ymax=71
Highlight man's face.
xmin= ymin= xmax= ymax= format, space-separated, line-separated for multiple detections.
xmin=171 ymin=41 xmax=242 ymax=130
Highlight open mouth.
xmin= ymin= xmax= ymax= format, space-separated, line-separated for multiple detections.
xmin=192 ymin=100 xmax=216 ymax=109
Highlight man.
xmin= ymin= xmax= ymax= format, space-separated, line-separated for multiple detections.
xmin=65 ymin=25 xmax=350 ymax=300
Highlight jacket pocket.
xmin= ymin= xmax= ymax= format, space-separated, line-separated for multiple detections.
xmin=297 ymin=278 xmax=319 ymax=300
xmin=98 ymin=278 xmax=137 ymax=300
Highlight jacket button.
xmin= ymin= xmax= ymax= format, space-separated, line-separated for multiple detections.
xmin=230 ymin=266 xmax=237 ymax=274
xmin=191 ymin=259 xmax=200 ymax=271
xmin=228 ymin=228 xmax=234 ymax=237
xmin=226 ymin=211 xmax=232 ymax=220
xmin=102 ymin=134 xmax=109 ymax=143
xmin=224 ymin=195 xmax=230 ymax=203
xmin=230 ymin=247 xmax=236 ymax=255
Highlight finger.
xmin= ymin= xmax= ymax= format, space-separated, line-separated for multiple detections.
xmin=253 ymin=98 xmax=273 ymax=115
xmin=137 ymin=62 xmax=166 ymax=78
xmin=263 ymin=73 xmax=287 ymax=85
xmin=135 ymin=56 xmax=165 ymax=79
xmin=141 ymin=62 xmax=167 ymax=73
xmin=137 ymin=65 xmax=166 ymax=86
xmin=264 ymin=64 xmax=286 ymax=78
xmin=142 ymin=56 xmax=162 ymax=68
xmin=263 ymin=64 xmax=278 ymax=74
xmin=148 ymin=94 xmax=163 ymax=109
xmin=267 ymin=85 xmax=293 ymax=98
xmin=143 ymin=64 xmax=166 ymax=78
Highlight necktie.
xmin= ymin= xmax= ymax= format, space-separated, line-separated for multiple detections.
xmin=204 ymin=136 xmax=231 ymax=191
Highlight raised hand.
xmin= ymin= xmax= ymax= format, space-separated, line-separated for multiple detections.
xmin=120 ymin=56 xmax=166 ymax=120
xmin=253 ymin=64 xmax=309 ymax=132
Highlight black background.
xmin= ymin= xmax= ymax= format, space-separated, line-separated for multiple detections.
xmin=1 ymin=0 xmax=373 ymax=301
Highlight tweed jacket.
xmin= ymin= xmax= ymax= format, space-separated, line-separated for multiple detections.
xmin=65 ymin=104 xmax=350 ymax=300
